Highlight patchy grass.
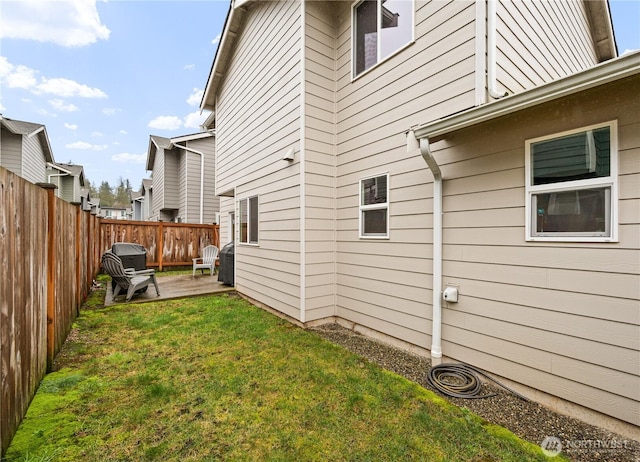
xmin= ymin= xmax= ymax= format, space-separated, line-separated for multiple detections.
xmin=5 ymin=295 xmax=562 ymax=461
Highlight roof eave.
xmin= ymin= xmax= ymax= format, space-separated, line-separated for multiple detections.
xmin=200 ymin=1 xmax=250 ymax=112
xmin=413 ymin=51 xmax=640 ymax=141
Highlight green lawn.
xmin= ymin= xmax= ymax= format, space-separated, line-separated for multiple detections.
xmin=5 ymin=283 xmax=561 ymax=461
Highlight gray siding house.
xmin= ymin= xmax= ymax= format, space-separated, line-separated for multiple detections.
xmin=200 ymin=0 xmax=637 ymax=434
xmin=45 ymin=162 xmax=86 ymax=205
xmin=0 ymin=116 xmax=54 ymax=185
xmin=145 ymin=132 xmax=219 ymax=224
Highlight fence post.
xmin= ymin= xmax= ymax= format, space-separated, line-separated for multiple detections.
xmin=75 ymin=205 xmax=83 ymax=315
xmin=38 ymin=183 xmax=57 ymax=373
xmin=158 ymin=221 xmax=164 ymax=271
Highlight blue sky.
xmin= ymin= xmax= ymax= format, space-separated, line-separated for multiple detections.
xmin=1 ymin=0 xmax=639 ymax=190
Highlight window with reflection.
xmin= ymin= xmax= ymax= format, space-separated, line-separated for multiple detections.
xmin=353 ymin=0 xmax=413 ymax=77
xmin=525 ymin=122 xmax=617 ymax=241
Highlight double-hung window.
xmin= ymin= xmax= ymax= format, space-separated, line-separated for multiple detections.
xmin=525 ymin=121 xmax=618 ymax=241
xmin=359 ymin=174 xmax=389 ymax=238
xmin=352 ymin=0 xmax=414 ymax=78
xmin=239 ymin=195 xmax=259 ymax=244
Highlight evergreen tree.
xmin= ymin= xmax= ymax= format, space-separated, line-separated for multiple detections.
xmin=114 ymin=177 xmax=130 ymax=206
xmin=99 ymin=181 xmax=115 ymax=207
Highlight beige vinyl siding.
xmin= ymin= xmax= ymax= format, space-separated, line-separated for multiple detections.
xmin=429 ymin=75 xmax=640 ymax=426
xmin=215 ymin=0 xmax=303 ymax=319
xmin=334 ymin=0 xmax=476 ymax=349
xmin=495 ymin=0 xmax=598 ymax=94
xmin=21 ymin=135 xmax=47 ymax=184
xmin=303 ymin=1 xmax=337 ymax=321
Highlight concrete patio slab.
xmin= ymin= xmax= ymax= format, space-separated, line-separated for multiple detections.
xmin=104 ymin=273 xmax=235 ymax=306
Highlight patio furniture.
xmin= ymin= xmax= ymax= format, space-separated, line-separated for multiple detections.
xmin=102 ymin=250 xmax=160 ymax=302
xmin=193 ymin=245 xmax=219 ymax=277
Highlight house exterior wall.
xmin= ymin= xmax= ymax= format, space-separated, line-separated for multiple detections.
xmin=151 ymin=148 xmax=165 ymax=219
xmin=21 ymin=134 xmax=47 ymax=185
xmin=151 ymin=147 xmax=180 ymax=221
xmin=426 ymin=75 xmax=640 ymax=426
xmin=163 ymin=148 xmax=180 ymax=212
xmin=215 ymin=0 xmax=303 ymax=320
xmin=333 ymin=0 xmax=477 ymax=346
xmin=495 ymin=0 xmax=600 ymax=94
xmin=0 ymin=130 xmax=23 ymax=177
xmin=186 ymin=137 xmax=219 ymax=224
xmin=303 ymin=0 xmax=338 ymax=322
xmin=178 ymin=148 xmax=188 ymax=220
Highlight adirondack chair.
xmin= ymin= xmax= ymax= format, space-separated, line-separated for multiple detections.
xmin=102 ymin=250 xmax=160 ymax=301
xmin=192 ymin=245 xmax=219 ymax=277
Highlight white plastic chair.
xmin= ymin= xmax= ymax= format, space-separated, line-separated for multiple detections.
xmin=192 ymin=245 xmax=219 ymax=277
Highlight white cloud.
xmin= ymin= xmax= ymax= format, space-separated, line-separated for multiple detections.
xmin=183 ymin=110 xmax=208 ymax=129
xmin=37 ymin=78 xmax=107 ymax=98
xmin=0 ymin=0 xmax=110 ymax=47
xmin=49 ymin=98 xmax=78 ymax=112
xmin=91 ymin=131 xmax=104 ymax=137
xmin=102 ymin=107 xmax=120 ymax=116
xmin=65 ymin=123 xmax=78 ymax=130
xmin=148 ymin=115 xmax=183 ymax=131
xmin=0 ymin=101 xmax=5 ymax=112
xmin=66 ymin=141 xmax=108 ymax=150
xmin=119 ymin=129 xmax=128 ymax=135
xmin=621 ymin=48 xmax=637 ymax=56
xmin=212 ymin=33 xmax=221 ymax=45
xmin=184 ymin=64 xmax=195 ymax=71
xmin=0 ymin=57 xmax=107 ymax=98
xmin=186 ymin=88 xmax=203 ymax=106
xmin=4 ymin=65 xmax=38 ymax=89
xmin=112 ymin=152 xmax=147 ymax=164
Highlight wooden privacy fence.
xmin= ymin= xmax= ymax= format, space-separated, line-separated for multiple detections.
xmin=1 ymin=165 xmax=220 ymax=455
xmin=0 ymin=168 xmax=102 ymax=456
xmin=100 ymin=220 xmax=219 ymax=270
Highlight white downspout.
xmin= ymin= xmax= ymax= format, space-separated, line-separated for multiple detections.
xmin=299 ymin=0 xmax=307 ymax=324
xmin=487 ymin=0 xmax=508 ymax=99
xmin=174 ymin=143 xmax=204 ymax=224
xmin=409 ymin=130 xmax=443 ymax=360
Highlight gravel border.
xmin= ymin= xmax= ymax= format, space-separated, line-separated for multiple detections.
xmin=311 ymin=323 xmax=640 ymax=462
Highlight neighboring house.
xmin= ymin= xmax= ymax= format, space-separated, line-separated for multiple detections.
xmin=0 ymin=115 xmax=54 ymax=185
xmin=88 ymin=197 xmax=101 ymax=216
xmin=130 ymin=190 xmax=144 ymax=221
xmin=199 ymin=0 xmax=638 ymax=432
xmin=141 ymin=178 xmax=153 ymax=221
xmin=45 ymin=162 xmax=86 ymax=205
xmin=145 ymin=132 xmax=219 ymax=223
xmin=80 ymin=187 xmax=92 ymax=212
xmin=100 ymin=205 xmax=128 ymax=220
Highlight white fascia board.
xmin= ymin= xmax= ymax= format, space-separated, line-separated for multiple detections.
xmin=171 ymin=131 xmax=214 ymax=144
xmin=413 ymin=51 xmax=640 ymax=141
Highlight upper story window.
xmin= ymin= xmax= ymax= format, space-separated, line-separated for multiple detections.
xmin=525 ymin=121 xmax=618 ymax=242
xmin=239 ymin=195 xmax=259 ymax=244
xmin=352 ymin=0 xmax=414 ymax=78
xmin=360 ymin=174 xmax=389 ymax=238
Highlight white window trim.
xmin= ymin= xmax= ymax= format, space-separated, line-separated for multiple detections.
xmin=359 ymin=173 xmax=390 ymax=239
xmin=524 ymin=120 xmax=618 ymax=242
xmin=351 ymin=0 xmax=415 ymax=81
xmin=238 ymin=195 xmax=259 ymax=246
